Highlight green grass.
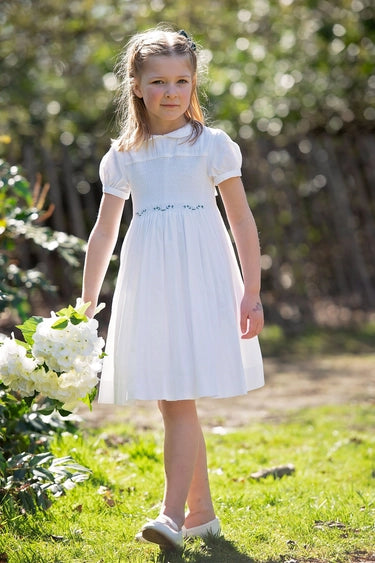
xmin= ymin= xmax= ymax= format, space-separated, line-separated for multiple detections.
xmin=1 ymin=405 xmax=374 ymax=562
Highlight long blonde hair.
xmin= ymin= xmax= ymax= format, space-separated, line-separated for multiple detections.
xmin=115 ymin=27 xmax=205 ymax=151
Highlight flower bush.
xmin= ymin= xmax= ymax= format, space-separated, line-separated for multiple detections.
xmin=0 ymin=161 xmax=105 ymax=516
xmin=0 ymin=300 xmax=105 ymax=414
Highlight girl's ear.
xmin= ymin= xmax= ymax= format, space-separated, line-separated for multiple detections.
xmin=133 ymin=80 xmax=143 ymax=98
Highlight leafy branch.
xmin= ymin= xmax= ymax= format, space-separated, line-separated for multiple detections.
xmin=0 ymin=158 xmax=85 ymax=320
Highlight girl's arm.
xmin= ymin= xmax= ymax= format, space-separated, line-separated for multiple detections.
xmin=218 ymin=176 xmax=264 ymax=339
xmin=82 ymin=193 xmax=125 ymax=318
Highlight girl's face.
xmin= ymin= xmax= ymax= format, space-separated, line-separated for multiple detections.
xmin=133 ymin=55 xmax=194 ymax=135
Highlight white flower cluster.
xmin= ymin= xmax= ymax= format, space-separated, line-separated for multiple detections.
xmin=0 ymin=303 xmax=105 ymax=412
xmin=32 ymin=316 xmax=104 ymax=375
xmin=0 ymin=336 xmax=37 ymax=397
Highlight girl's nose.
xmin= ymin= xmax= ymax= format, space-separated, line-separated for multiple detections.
xmin=165 ymin=85 xmax=177 ymax=98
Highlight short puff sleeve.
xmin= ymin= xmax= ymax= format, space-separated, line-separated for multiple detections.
xmin=209 ymin=129 xmax=242 ymax=185
xmin=99 ymin=146 xmax=131 ymax=200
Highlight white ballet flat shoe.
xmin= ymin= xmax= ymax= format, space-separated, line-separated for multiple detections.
xmin=135 ymin=531 xmax=150 ymax=544
xmin=141 ymin=514 xmax=183 ymax=549
xmin=182 ymin=517 xmax=221 ymax=538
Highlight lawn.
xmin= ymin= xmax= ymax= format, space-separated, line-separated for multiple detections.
xmin=1 ymin=403 xmax=374 ymax=563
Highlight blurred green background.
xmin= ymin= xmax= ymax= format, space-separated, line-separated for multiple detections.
xmin=1 ymin=0 xmax=375 ymax=334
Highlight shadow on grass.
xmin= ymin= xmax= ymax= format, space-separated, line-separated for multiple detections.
xmin=155 ymin=534 xmax=278 ymax=563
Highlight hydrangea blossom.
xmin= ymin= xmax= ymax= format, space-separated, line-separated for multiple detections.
xmin=0 ymin=301 xmax=105 ymax=413
xmin=0 ymin=335 xmax=37 ymax=397
xmin=32 ymin=316 xmax=105 ymax=374
xmin=30 ymin=365 xmax=99 ymax=411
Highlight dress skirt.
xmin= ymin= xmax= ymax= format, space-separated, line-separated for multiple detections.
xmin=98 ymin=203 xmax=264 ymax=404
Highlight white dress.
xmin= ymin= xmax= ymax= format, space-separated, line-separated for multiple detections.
xmin=98 ymin=123 xmax=264 ymax=404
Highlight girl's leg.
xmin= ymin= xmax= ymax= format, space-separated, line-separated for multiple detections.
xmin=157 ymin=399 xmax=215 ymax=529
xmin=184 ymin=425 xmax=216 ymax=529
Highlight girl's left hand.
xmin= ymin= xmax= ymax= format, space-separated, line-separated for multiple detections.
xmin=240 ymin=293 xmax=264 ymax=339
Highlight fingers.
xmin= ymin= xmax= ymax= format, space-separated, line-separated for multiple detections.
xmin=240 ymin=312 xmax=249 ymax=335
xmin=85 ymin=305 xmax=97 ymax=319
xmin=241 ymin=316 xmax=263 ymax=339
xmin=240 ymin=307 xmax=264 ymax=339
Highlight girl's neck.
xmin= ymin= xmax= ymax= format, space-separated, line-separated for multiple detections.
xmin=148 ymin=118 xmax=189 ymax=136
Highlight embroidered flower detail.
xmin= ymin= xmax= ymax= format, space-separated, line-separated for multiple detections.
xmin=183 ymin=204 xmax=204 ymax=211
xmin=135 ymin=204 xmax=204 ymax=216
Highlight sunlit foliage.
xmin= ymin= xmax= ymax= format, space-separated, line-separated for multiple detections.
xmin=0 ymin=0 xmax=374 ymax=324
xmin=1 ymin=0 xmax=374 ymax=148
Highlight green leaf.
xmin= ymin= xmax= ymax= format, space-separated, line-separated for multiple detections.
xmin=16 ymin=316 xmax=43 ymax=346
xmin=69 ymin=312 xmax=86 ymax=325
xmin=37 ymin=406 xmax=56 ymax=415
xmin=57 ymin=408 xmax=73 ymax=417
xmin=8 ymin=453 xmax=32 ymax=468
xmin=52 ymin=302 xmax=89 ymax=328
xmin=32 ymin=467 xmax=55 ymax=481
xmin=75 ymin=301 xmax=91 ymax=317
xmin=36 ymin=488 xmax=52 ymax=509
xmin=50 ymin=456 xmax=75 ymax=465
xmin=55 ymin=305 xmax=75 ymax=318
xmin=18 ymin=489 xmax=37 ymax=514
xmin=50 ymin=318 xmax=68 ymax=330
xmin=23 ymin=394 xmax=37 ymax=407
xmin=81 ymin=386 xmax=97 ymax=411
xmin=29 ymin=453 xmax=54 ymax=467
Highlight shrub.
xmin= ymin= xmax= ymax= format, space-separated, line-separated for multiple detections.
xmin=0 ymin=158 xmax=85 ymax=321
xmin=0 ymin=158 xmax=92 ymax=516
xmin=0 ymin=388 xmax=90 ymax=515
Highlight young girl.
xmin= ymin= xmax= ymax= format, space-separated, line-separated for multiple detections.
xmin=82 ymin=27 xmax=264 ymax=550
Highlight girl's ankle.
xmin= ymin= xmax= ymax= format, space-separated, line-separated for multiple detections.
xmin=184 ymin=509 xmax=216 ymax=529
xmin=159 ymin=510 xmax=185 ymax=530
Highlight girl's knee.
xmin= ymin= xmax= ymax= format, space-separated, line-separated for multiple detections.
xmin=158 ymin=399 xmax=197 ymax=420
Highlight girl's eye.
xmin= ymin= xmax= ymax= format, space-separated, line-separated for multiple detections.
xmin=150 ymin=79 xmax=189 ymax=85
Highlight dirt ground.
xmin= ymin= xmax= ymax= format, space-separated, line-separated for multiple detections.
xmin=80 ymin=354 xmax=375 ymax=430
